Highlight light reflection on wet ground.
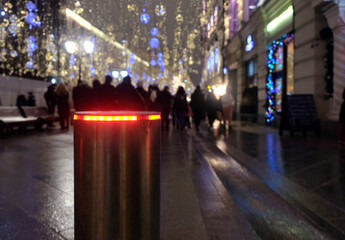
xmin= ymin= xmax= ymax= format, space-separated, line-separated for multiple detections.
xmin=0 ymin=121 xmax=344 ymax=239
xmin=193 ymin=120 xmax=345 ymax=237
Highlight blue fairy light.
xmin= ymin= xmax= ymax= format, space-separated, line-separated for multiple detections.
xmin=70 ymin=55 xmax=76 ymax=66
xmin=140 ymin=10 xmax=150 ymax=24
xmin=26 ymin=1 xmax=37 ymax=12
xmin=27 ymin=36 xmax=37 ymax=52
xmin=129 ymin=53 xmax=136 ymax=65
xmin=157 ymin=58 xmax=164 ymax=67
xmin=89 ymin=66 xmax=96 ymax=77
xmin=151 ymin=28 xmax=158 ymax=36
xmin=1 ymin=10 xmax=5 ymax=16
xmin=27 ymin=59 xmax=33 ymax=69
xmin=149 ymin=38 xmax=159 ymax=49
xmin=157 ymin=52 xmax=163 ymax=58
xmin=25 ymin=12 xmax=36 ymax=25
xmin=25 ymin=1 xmax=41 ymax=29
xmin=150 ymin=59 xmax=157 ymax=66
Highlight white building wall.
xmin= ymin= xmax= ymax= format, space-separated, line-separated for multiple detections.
xmin=0 ymin=76 xmax=50 ymax=107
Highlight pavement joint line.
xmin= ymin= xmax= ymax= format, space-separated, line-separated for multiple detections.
xmin=188 ymin=131 xmax=336 ymax=239
xmin=179 ymin=131 xmax=260 ymax=239
xmin=0 ymin=192 xmax=68 ymax=240
xmin=192 ymin=127 xmax=345 ymax=238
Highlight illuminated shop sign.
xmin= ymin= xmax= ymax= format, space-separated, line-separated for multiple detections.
xmin=245 ymin=35 xmax=255 ymax=52
xmin=267 ymin=6 xmax=293 ymax=33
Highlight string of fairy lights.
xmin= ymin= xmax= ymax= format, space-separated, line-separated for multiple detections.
xmin=265 ymin=33 xmax=293 ymax=124
xmin=0 ymin=0 xmax=203 ymax=91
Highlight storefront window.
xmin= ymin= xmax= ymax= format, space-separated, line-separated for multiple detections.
xmin=246 ymin=59 xmax=258 ymax=88
xmin=274 ymin=46 xmax=283 ymax=71
xmin=287 ymin=40 xmax=294 ymax=94
xmin=265 ymin=33 xmax=294 ymax=124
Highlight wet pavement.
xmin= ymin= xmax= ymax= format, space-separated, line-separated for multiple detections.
xmin=0 ymin=120 xmax=344 ymax=239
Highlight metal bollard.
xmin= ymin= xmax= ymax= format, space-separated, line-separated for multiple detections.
xmin=74 ymin=112 xmax=160 ymax=240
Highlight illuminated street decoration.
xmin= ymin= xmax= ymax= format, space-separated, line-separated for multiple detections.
xmin=245 ymin=35 xmax=255 ymax=52
xmin=129 ymin=53 xmax=136 ymax=65
xmin=149 ymin=37 xmax=160 ymax=49
xmin=151 ymin=27 xmax=158 ymax=36
xmin=25 ymin=1 xmax=41 ymax=29
xmin=8 ymin=15 xmax=19 ymax=37
xmin=0 ymin=0 xmax=202 ymax=89
xmin=26 ymin=36 xmax=37 ymax=69
xmin=150 ymin=58 xmax=157 ymax=66
xmin=265 ymin=33 xmax=293 ymax=124
xmin=155 ymin=4 xmax=166 ymax=16
xmin=267 ymin=6 xmax=293 ymax=33
xmin=140 ymin=1 xmax=150 ymax=24
xmin=140 ymin=11 xmax=150 ymax=24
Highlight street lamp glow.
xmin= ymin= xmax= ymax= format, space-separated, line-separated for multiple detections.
xmin=112 ymin=71 xmax=119 ymax=78
xmin=65 ymin=41 xmax=77 ymax=54
xmin=83 ymin=40 xmax=95 ymax=54
xmin=120 ymin=70 xmax=128 ymax=77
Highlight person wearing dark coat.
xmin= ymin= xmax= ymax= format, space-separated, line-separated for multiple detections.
xmin=190 ymin=85 xmax=205 ymax=131
xmin=136 ymin=80 xmax=149 ymax=108
xmin=173 ymin=86 xmax=188 ymax=131
xmin=55 ymin=83 xmax=70 ymax=130
xmin=98 ymin=75 xmax=117 ymax=110
xmin=205 ymin=90 xmax=218 ymax=128
xmin=90 ymin=79 xmax=102 ymax=111
xmin=148 ymin=84 xmax=162 ymax=112
xmin=339 ymin=88 xmax=345 ymax=146
xmin=27 ymin=92 xmax=36 ymax=106
xmin=72 ymin=80 xmax=92 ymax=111
xmin=115 ymin=75 xmax=146 ymax=111
xmin=44 ymin=84 xmax=57 ymax=126
xmin=161 ymin=86 xmax=173 ymax=131
xmin=16 ymin=92 xmax=28 ymax=118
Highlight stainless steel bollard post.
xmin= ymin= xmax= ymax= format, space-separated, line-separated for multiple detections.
xmin=74 ymin=112 xmax=160 ymax=240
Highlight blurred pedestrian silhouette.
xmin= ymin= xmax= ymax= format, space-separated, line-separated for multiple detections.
xmin=173 ymin=86 xmax=188 ymax=131
xmin=98 ymin=75 xmax=117 ymax=110
xmin=136 ymin=80 xmax=149 ymax=106
xmin=339 ymin=88 xmax=345 ymax=147
xmin=90 ymin=79 xmax=102 ymax=111
xmin=55 ymin=83 xmax=70 ymax=130
xmin=44 ymin=84 xmax=57 ymax=126
xmin=148 ymin=84 xmax=161 ymax=111
xmin=190 ymin=85 xmax=205 ymax=131
xmin=161 ymin=86 xmax=173 ymax=131
xmin=185 ymin=102 xmax=192 ymax=129
xmin=220 ymin=86 xmax=235 ymax=130
xmin=27 ymin=92 xmax=36 ymax=106
xmin=205 ymin=90 xmax=218 ymax=128
xmin=115 ymin=75 xmax=146 ymax=111
xmin=72 ymin=80 xmax=92 ymax=111
xmin=16 ymin=92 xmax=27 ymax=118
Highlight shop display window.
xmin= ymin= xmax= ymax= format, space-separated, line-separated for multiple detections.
xmin=287 ymin=40 xmax=294 ymax=94
xmin=266 ymin=33 xmax=294 ymax=124
xmin=246 ymin=59 xmax=258 ymax=88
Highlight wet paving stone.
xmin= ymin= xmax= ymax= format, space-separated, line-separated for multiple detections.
xmin=0 ymin=122 xmax=345 ymax=239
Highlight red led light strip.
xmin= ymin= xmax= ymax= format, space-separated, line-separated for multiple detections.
xmin=74 ymin=114 xmax=161 ymax=121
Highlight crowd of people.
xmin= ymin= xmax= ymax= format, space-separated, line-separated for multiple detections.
xmin=41 ymin=74 xmax=235 ymax=131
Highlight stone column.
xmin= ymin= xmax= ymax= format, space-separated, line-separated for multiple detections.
xmin=323 ymin=4 xmax=345 ymax=121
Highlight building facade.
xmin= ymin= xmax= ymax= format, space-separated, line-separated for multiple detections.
xmin=203 ymin=0 xmax=345 ymax=136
